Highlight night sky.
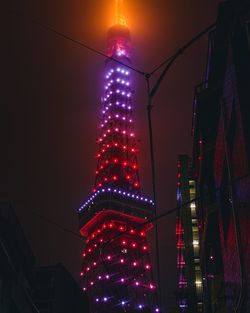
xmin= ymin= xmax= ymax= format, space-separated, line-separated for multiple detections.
xmin=3 ymin=0 xmax=219 ymax=311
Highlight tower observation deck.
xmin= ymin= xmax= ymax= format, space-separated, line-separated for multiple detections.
xmin=77 ymin=4 xmax=159 ymax=312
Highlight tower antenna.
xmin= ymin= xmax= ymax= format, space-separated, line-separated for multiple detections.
xmin=115 ymin=0 xmax=127 ymax=26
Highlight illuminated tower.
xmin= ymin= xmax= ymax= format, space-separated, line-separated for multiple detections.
xmin=77 ymin=2 xmax=159 ymax=313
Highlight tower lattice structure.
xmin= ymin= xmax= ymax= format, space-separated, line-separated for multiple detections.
xmin=77 ymin=14 xmax=159 ymax=313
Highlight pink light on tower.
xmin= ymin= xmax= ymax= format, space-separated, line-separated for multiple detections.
xmin=77 ymin=1 xmax=158 ymax=312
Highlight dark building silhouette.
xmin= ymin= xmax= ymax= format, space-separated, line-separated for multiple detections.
xmin=176 ymin=155 xmax=203 ymax=313
xmin=0 ymin=201 xmax=39 ymax=313
xmin=192 ymin=1 xmax=250 ymax=312
xmin=0 ymin=202 xmax=89 ymax=313
xmin=32 ymin=263 xmax=89 ymax=313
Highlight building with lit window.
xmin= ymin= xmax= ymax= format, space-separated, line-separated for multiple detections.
xmin=77 ymin=3 xmax=159 ymax=313
xmin=176 ymin=155 xmax=203 ymax=313
xmin=192 ymin=1 xmax=250 ymax=312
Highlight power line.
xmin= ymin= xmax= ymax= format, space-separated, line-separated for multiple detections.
xmin=99 ymin=197 xmax=194 ymax=251
xmin=149 ymin=22 xmax=216 ymax=76
xmin=97 ymin=172 xmax=249 ymax=312
xmin=27 ymin=173 xmax=250 ymax=252
xmin=7 ymin=10 xmax=223 ymax=309
xmin=143 ymin=21 xmax=216 ymax=309
xmin=32 ymin=19 xmax=146 ymax=76
xmin=8 ymin=9 xmax=216 ymax=83
xmin=30 ymin=209 xmax=83 ymax=240
xmin=145 ymin=76 xmax=162 ymax=307
xmin=25 ymin=172 xmax=249 ymax=313
xmin=96 ymin=197 xmax=198 ymax=313
xmin=7 ymin=9 xmax=146 ymax=76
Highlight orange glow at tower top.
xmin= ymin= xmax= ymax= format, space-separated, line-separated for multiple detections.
xmin=115 ymin=0 xmax=127 ymax=26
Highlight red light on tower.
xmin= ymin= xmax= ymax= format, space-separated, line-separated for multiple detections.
xmin=78 ymin=1 xmax=158 ymax=311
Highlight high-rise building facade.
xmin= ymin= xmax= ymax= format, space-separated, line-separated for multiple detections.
xmin=77 ymin=4 xmax=158 ymax=313
xmin=176 ymin=155 xmax=203 ymax=313
xmin=192 ymin=1 xmax=250 ymax=312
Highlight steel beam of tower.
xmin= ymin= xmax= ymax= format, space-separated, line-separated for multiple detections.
xmin=77 ymin=3 xmax=159 ymax=313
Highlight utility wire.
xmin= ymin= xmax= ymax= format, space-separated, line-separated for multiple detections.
xmin=97 ymin=172 xmax=250 ymax=312
xmin=145 ymin=76 xmax=162 ymax=307
xmin=149 ymin=56 xmax=175 ymax=77
xmin=104 ymin=173 xmax=250 ymax=243
xmin=149 ymin=22 xmax=216 ymax=76
xmin=22 ymin=19 xmax=216 ymax=307
xmin=142 ymin=21 xmax=216 ymax=310
xmin=33 ymin=20 xmax=146 ymax=76
xmin=26 ymin=172 xmax=249 ymax=313
xmin=99 ymin=197 xmax=197 ymax=250
xmin=30 ymin=209 xmax=83 ymax=240
xmin=7 ymin=9 xmax=146 ymax=76
xmin=24 ymin=19 xmax=216 ymax=310
xmin=8 ymin=12 xmax=220 ymax=310
xmin=8 ymin=9 xmax=215 ymax=80
xmin=6 ymin=10 xmax=243 ymax=311
xmin=27 ymin=173 xmax=249 ymax=245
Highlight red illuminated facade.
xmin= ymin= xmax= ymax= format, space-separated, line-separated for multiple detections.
xmin=77 ymin=19 xmax=158 ymax=313
xmin=192 ymin=2 xmax=250 ymax=312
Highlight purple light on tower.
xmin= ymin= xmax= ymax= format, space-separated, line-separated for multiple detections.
xmin=78 ymin=1 xmax=158 ymax=312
